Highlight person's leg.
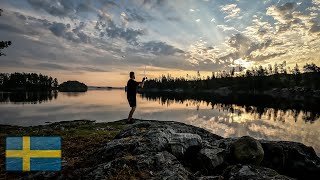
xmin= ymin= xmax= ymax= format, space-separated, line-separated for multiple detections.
xmin=128 ymin=106 xmax=136 ymax=122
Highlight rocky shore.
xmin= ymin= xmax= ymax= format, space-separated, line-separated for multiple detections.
xmin=1 ymin=120 xmax=320 ymax=179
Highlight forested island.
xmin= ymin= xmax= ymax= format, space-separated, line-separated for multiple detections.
xmin=0 ymin=73 xmax=58 ymax=91
xmin=59 ymin=80 xmax=88 ymax=92
xmin=0 ymin=73 xmax=88 ymax=92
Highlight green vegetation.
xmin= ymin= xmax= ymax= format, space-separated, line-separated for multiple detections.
xmin=144 ymin=62 xmax=320 ymax=91
xmin=0 ymin=120 xmax=128 ymax=179
xmin=0 ymin=72 xmax=58 ymax=91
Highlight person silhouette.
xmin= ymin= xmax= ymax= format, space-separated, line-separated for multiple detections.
xmin=126 ymin=71 xmax=146 ymax=123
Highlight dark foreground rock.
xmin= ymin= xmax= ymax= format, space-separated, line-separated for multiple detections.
xmin=21 ymin=120 xmax=320 ymax=180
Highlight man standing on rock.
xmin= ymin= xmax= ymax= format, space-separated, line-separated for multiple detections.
xmin=127 ymin=71 xmax=146 ymax=123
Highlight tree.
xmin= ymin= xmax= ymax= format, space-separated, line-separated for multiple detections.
xmin=245 ymin=70 xmax=253 ymax=77
xmin=257 ymin=66 xmax=266 ymax=76
xmin=0 ymin=9 xmax=12 ymax=56
xmin=0 ymin=73 xmax=57 ymax=90
xmin=197 ymin=70 xmax=201 ymax=80
xmin=211 ymin=72 xmax=215 ymax=79
xmin=303 ymin=63 xmax=320 ymax=73
xmin=230 ymin=67 xmax=235 ymax=77
xmin=292 ymin=63 xmax=301 ymax=75
xmin=268 ymin=64 xmax=273 ymax=74
xmin=281 ymin=61 xmax=287 ymax=74
xmin=274 ymin=63 xmax=279 ymax=74
xmin=238 ymin=65 xmax=244 ymax=72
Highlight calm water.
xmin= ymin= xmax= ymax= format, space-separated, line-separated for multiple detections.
xmin=1 ymin=90 xmax=320 ymax=155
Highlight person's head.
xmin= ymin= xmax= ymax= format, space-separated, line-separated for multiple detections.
xmin=130 ymin=71 xmax=135 ymax=79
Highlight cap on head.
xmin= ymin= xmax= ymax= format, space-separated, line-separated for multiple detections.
xmin=130 ymin=71 xmax=135 ymax=78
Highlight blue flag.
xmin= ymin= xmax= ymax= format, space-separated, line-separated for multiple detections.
xmin=6 ymin=136 xmax=61 ymax=171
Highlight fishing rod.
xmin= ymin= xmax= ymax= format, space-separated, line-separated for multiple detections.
xmin=143 ymin=65 xmax=148 ymax=80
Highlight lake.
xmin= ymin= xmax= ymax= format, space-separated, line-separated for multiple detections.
xmin=0 ymin=90 xmax=319 ymax=155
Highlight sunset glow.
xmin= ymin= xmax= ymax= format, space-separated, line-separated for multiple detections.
xmin=1 ymin=0 xmax=320 ymax=86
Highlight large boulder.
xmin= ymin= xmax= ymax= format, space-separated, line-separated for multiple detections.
xmin=223 ymin=165 xmax=295 ymax=180
xmin=195 ymin=148 xmax=226 ymax=174
xmin=232 ymin=136 xmax=264 ymax=165
xmin=169 ymin=132 xmax=202 ymax=158
xmin=261 ymin=141 xmax=320 ymax=179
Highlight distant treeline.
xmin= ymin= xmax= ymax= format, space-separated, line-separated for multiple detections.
xmin=144 ymin=62 xmax=320 ymax=91
xmin=0 ymin=73 xmax=58 ymax=91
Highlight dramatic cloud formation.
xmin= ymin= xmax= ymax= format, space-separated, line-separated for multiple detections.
xmin=0 ymin=0 xmax=320 ymax=86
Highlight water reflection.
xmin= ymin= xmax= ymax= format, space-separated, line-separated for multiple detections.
xmin=141 ymin=92 xmax=320 ymax=123
xmin=60 ymin=92 xmax=87 ymax=97
xmin=0 ymin=91 xmax=58 ymax=104
xmin=0 ymin=90 xmax=319 ymax=155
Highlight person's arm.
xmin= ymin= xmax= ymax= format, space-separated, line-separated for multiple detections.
xmin=137 ymin=78 xmax=146 ymax=88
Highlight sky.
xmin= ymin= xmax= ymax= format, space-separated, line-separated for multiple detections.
xmin=0 ymin=0 xmax=320 ymax=86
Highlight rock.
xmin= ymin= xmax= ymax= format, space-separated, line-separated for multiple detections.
xmin=197 ymin=176 xmax=224 ymax=180
xmin=86 ymin=151 xmax=194 ymax=180
xmin=223 ymin=165 xmax=295 ymax=180
xmin=169 ymin=132 xmax=202 ymax=158
xmin=232 ymin=136 xmax=264 ymax=165
xmin=195 ymin=148 xmax=226 ymax=174
xmin=261 ymin=141 xmax=320 ymax=179
xmin=260 ymin=141 xmax=285 ymax=170
xmin=19 ymin=120 xmax=319 ymax=180
xmin=154 ymin=151 xmax=194 ymax=179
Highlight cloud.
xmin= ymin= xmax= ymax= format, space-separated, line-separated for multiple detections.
xmin=106 ymin=22 xmax=145 ymax=45
xmin=125 ymin=8 xmax=153 ymax=23
xmin=1 ymin=0 xmax=320 ymax=81
xmin=76 ymin=1 xmax=96 ymax=13
xmin=217 ymin=24 xmax=239 ymax=32
xmin=226 ymin=33 xmax=285 ymax=62
xmin=228 ymin=33 xmax=251 ymax=55
xmin=27 ymin=0 xmax=76 ymax=18
xmin=167 ymin=16 xmax=181 ymax=22
xmin=220 ymin=4 xmax=241 ymax=20
xmin=141 ymin=41 xmax=184 ymax=55
xmin=78 ymin=66 xmax=110 ymax=72
xmin=309 ymin=21 xmax=320 ymax=33
xmin=36 ymin=62 xmax=69 ymax=70
xmin=247 ymin=52 xmax=286 ymax=61
xmin=141 ymin=0 xmax=166 ymax=6
xmin=266 ymin=2 xmax=300 ymax=30
xmin=0 ymin=23 xmax=24 ymax=34
xmin=48 ymin=22 xmax=91 ymax=44
xmin=96 ymin=11 xmax=146 ymax=45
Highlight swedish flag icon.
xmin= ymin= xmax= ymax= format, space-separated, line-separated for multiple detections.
xmin=6 ymin=136 xmax=61 ymax=171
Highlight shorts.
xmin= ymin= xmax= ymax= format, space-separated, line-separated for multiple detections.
xmin=127 ymin=96 xmax=136 ymax=107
